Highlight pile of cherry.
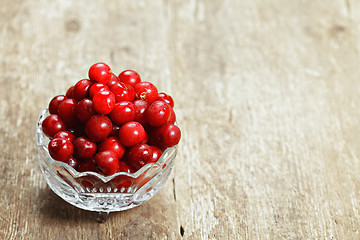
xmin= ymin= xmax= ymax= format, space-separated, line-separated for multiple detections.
xmin=41 ymin=62 xmax=181 ymax=176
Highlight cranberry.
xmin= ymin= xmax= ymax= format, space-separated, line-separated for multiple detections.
xmin=118 ymin=70 xmax=141 ymax=87
xmin=58 ymin=98 xmax=79 ymax=127
xmin=146 ymin=100 xmax=172 ymax=127
xmin=77 ymin=158 xmax=97 ymax=172
xmin=75 ymin=98 xmax=95 ymax=122
xmin=118 ymin=121 xmax=146 ymax=147
xmin=118 ymin=161 xmax=133 ymax=173
xmin=64 ymin=156 xmax=79 ymax=169
xmin=66 ymin=86 xmax=76 ymax=99
xmin=126 ymin=143 xmax=152 ymax=171
xmin=109 ymin=101 xmax=136 ymax=126
xmin=106 ymin=73 xmax=119 ymax=89
xmin=89 ymin=83 xmax=109 ymax=99
xmin=53 ymin=130 xmax=76 ymax=142
xmin=133 ymin=99 xmax=148 ymax=126
xmin=73 ymin=137 xmax=97 ymax=160
xmin=74 ymin=79 xmax=93 ymax=100
xmin=148 ymin=145 xmax=162 ymax=163
xmin=94 ymin=151 xmax=119 ymax=176
xmin=88 ymin=62 xmax=112 ymax=84
xmin=85 ymin=114 xmax=112 ymax=142
xmin=155 ymin=124 xmax=181 ymax=148
xmin=98 ymin=136 xmax=126 ymax=160
xmin=49 ymin=95 xmax=67 ymax=114
xmin=48 ymin=138 xmax=74 ymax=162
xmin=92 ymin=90 xmax=115 ymax=115
xmin=134 ymin=82 xmax=158 ymax=104
xmin=42 ymin=114 xmax=67 ymax=137
xmin=110 ymin=82 xmax=135 ymax=102
xmin=157 ymin=92 xmax=174 ymax=108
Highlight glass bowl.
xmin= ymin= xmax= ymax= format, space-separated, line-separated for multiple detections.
xmin=36 ymin=109 xmax=177 ymax=222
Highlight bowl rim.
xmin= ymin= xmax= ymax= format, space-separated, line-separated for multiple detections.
xmin=36 ymin=108 xmax=178 ymax=183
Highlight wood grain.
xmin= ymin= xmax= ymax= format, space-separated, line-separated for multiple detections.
xmin=1 ymin=0 xmax=360 ymax=239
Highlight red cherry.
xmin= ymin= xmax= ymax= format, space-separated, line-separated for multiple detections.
xmin=88 ymin=62 xmax=112 ymax=84
xmin=74 ymin=79 xmax=93 ymax=100
xmin=148 ymin=145 xmax=162 ymax=163
xmin=144 ymin=125 xmax=157 ymax=146
xmin=126 ymin=143 xmax=152 ymax=171
xmin=92 ymin=90 xmax=115 ymax=115
xmin=106 ymin=73 xmax=119 ymax=89
xmin=155 ymin=124 xmax=181 ymax=148
xmin=168 ymin=107 xmax=176 ymax=124
xmin=110 ymin=82 xmax=135 ymax=102
xmin=133 ymin=99 xmax=148 ymax=126
xmin=118 ymin=161 xmax=133 ymax=173
xmin=73 ymin=137 xmax=97 ymax=160
xmin=75 ymin=98 xmax=95 ymax=122
xmin=94 ymin=151 xmax=120 ymax=176
xmin=146 ymin=100 xmax=171 ymax=127
xmin=64 ymin=156 xmax=79 ymax=169
xmin=85 ymin=114 xmax=112 ymax=142
xmin=58 ymin=98 xmax=79 ymax=127
xmin=48 ymin=138 xmax=74 ymax=162
xmin=49 ymin=95 xmax=67 ymax=114
xmin=109 ymin=125 xmax=120 ymax=137
xmin=157 ymin=92 xmax=174 ymax=108
xmin=118 ymin=121 xmax=146 ymax=147
xmin=98 ymin=136 xmax=126 ymax=160
xmin=66 ymin=86 xmax=76 ymax=99
xmin=134 ymin=82 xmax=158 ymax=104
xmin=70 ymin=125 xmax=86 ymax=138
xmin=142 ymin=131 xmax=148 ymax=144
xmin=89 ymin=83 xmax=109 ymax=99
xmin=109 ymin=101 xmax=136 ymax=125
xmin=53 ymin=130 xmax=76 ymax=142
xmin=126 ymin=84 xmax=136 ymax=101
xmin=43 ymin=63 xmax=181 ymax=176
xmin=118 ymin=70 xmax=141 ymax=87
xmin=42 ymin=114 xmax=67 ymax=137
xmin=77 ymin=158 xmax=97 ymax=172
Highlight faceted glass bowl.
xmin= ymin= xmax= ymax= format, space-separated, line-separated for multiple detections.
xmin=36 ymin=109 xmax=177 ymax=220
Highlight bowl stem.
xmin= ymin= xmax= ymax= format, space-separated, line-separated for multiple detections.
xmin=97 ymin=211 xmax=110 ymax=223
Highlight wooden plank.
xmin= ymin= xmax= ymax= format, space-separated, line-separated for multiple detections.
xmin=1 ymin=0 xmax=360 ymax=239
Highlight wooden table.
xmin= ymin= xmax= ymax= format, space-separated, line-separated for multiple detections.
xmin=1 ymin=0 xmax=360 ymax=239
